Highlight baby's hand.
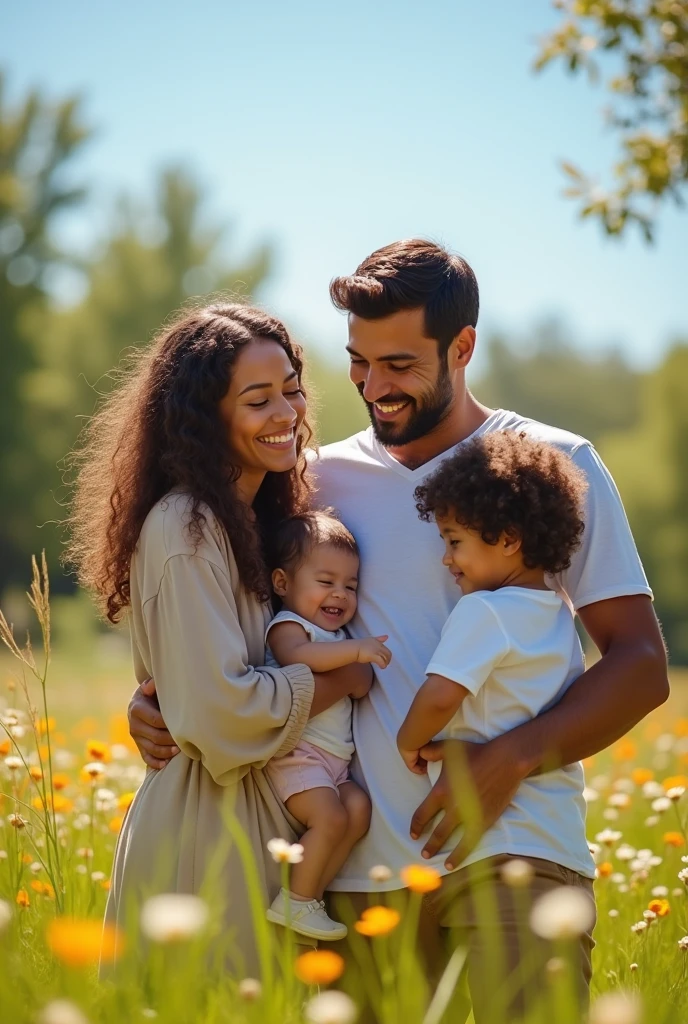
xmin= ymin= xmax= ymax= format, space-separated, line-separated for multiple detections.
xmin=356 ymin=636 xmax=392 ymax=669
xmin=398 ymin=746 xmax=428 ymax=775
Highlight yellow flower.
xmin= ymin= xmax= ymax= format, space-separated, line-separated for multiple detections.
xmin=85 ymin=740 xmax=111 ymax=763
xmin=52 ymin=773 xmax=71 ymax=791
xmin=16 ymin=890 xmax=30 ymax=907
xmin=47 ymin=918 xmax=123 ymax=967
xmin=400 ymin=864 xmax=442 ymax=893
xmin=597 ymin=862 xmax=613 ymax=878
xmin=100 ymin=879 xmax=111 ymax=891
xmin=674 ymin=718 xmax=688 ymax=738
xmin=29 ymin=765 xmax=43 ymax=781
xmin=647 ymin=898 xmax=670 ymax=917
xmin=631 ymin=768 xmax=654 ymax=786
xmin=662 ymin=832 xmax=685 ymax=848
xmin=663 ymin=775 xmax=688 ymax=792
xmin=38 ymin=717 xmax=56 ymax=735
xmin=613 ymin=738 xmax=637 ymax=762
xmin=354 ymin=906 xmax=401 ymax=936
xmin=117 ymin=792 xmax=136 ymax=812
xmin=108 ymin=816 xmax=124 ymax=834
xmin=32 ymin=794 xmax=74 ymax=814
xmin=294 ymin=950 xmax=345 ymax=985
xmin=30 ymin=881 xmax=55 ymax=898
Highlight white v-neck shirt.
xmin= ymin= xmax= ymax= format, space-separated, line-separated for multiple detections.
xmin=310 ymin=409 xmax=652 ymax=891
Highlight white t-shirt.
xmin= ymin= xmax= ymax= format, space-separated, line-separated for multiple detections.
xmin=425 ymin=587 xmax=594 ymax=877
xmin=310 ymin=409 xmax=652 ymax=891
xmin=265 ymin=609 xmax=354 ymax=761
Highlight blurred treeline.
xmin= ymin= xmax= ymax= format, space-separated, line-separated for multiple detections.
xmin=2 ymin=78 xmax=687 ymax=661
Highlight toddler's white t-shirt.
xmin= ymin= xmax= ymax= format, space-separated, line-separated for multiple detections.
xmin=265 ymin=609 xmax=354 ymax=761
xmin=425 ymin=587 xmax=595 ymax=877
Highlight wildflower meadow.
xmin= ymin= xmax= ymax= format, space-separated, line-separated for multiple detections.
xmin=1 ymin=560 xmax=687 ymax=1024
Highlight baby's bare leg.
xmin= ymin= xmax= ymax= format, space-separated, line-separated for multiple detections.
xmin=320 ymin=781 xmax=372 ymax=891
xmin=286 ymin=787 xmax=349 ymax=900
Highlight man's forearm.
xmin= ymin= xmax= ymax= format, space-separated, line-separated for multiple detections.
xmin=309 ymin=663 xmax=372 ymax=718
xmin=502 ymin=637 xmax=669 ymax=777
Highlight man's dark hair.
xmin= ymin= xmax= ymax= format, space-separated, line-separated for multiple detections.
xmin=414 ymin=432 xmax=588 ymax=575
xmin=329 ymin=239 xmax=479 ymax=358
xmin=271 ymin=509 xmax=359 ymax=575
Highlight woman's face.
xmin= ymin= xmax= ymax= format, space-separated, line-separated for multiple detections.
xmin=219 ymin=339 xmax=307 ymax=500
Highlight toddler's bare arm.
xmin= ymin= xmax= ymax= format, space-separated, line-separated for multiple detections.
xmin=268 ymin=621 xmax=391 ymax=673
xmin=397 ymin=674 xmax=470 ymax=773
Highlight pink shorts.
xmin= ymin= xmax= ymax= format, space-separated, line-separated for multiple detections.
xmin=266 ymin=740 xmax=351 ymax=804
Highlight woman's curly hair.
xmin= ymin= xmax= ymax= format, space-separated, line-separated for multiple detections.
xmin=64 ymin=302 xmax=314 ymax=622
xmin=414 ymin=431 xmax=588 ymax=575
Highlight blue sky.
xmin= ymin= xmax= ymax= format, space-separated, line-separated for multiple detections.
xmin=4 ymin=0 xmax=686 ymax=371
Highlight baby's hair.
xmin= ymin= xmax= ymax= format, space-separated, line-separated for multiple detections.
xmin=271 ymin=509 xmax=359 ymax=574
xmin=414 ymin=431 xmax=588 ymax=575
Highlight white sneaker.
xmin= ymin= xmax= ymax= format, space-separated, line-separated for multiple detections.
xmin=266 ymin=888 xmax=347 ymax=940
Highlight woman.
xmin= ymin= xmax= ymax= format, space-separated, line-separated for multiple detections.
xmin=67 ymin=302 xmax=370 ymax=971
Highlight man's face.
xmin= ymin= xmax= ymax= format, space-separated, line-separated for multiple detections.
xmin=346 ymin=309 xmax=455 ymax=447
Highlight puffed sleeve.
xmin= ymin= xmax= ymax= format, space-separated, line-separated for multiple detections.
xmin=141 ymin=552 xmax=314 ymax=785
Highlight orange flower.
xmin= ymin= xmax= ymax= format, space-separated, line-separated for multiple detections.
xmin=22 ymin=853 xmax=33 ymax=865
xmin=597 ymin=862 xmax=613 ymax=878
xmin=674 ymin=718 xmax=688 ymax=738
xmin=86 ymin=740 xmax=111 ymax=763
xmin=400 ymin=864 xmax=442 ymax=893
xmin=613 ymin=738 xmax=637 ymax=762
xmin=100 ymin=879 xmax=111 ymax=891
xmin=647 ymin=899 xmax=670 ymax=917
xmin=663 ymin=832 xmax=685 ymax=848
xmin=52 ymin=773 xmax=71 ymax=791
xmin=631 ymin=768 xmax=654 ymax=786
xmin=29 ymin=765 xmax=43 ymax=781
xmin=663 ymin=775 xmax=688 ymax=792
xmin=117 ymin=792 xmax=136 ymax=812
xmin=30 ymin=881 xmax=55 ymax=898
xmin=0 ymin=739 xmax=11 ymax=756
xmin=294 ymin=950 xmax=345 ymax=985
xmin=108 ymin=816 xmax=124 ymax=834
xmin=47 ymin=918 xmax=124 ymax=967
xmin=32 ymin=794 xmax=74 ymax=814
xmin=38 ymin=744 xmax=50 ymax=761
xmin=109 ymin=713 xmax=138 ymax=752
xmin=16 ymin=890 xmax=30 ymax=907
xmin=354 ymin=906 xmax=401 ymax=937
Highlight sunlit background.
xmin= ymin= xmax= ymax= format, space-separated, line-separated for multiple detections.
xmin=2 ymin=0 xmax=687 ymax=683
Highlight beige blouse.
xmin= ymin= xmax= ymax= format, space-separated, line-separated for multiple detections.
xmin=105 ymin=493 xmax=314 ymax=972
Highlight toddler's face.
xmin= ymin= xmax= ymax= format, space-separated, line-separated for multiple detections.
xmin=435 ymin=514 xmax=521 ymax=595
xmin=274 ymin=543 xmax=359 ymax=632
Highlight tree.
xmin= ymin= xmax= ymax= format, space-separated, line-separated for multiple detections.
xmin=601 ymin=343 xmax=688 ymax=661
xmin=474 ymin=319 xmax=642 ymax=445
xmin=0 ymin=73 xmax=90 ymax=591
xmin=535 ymin=0 xmax=688 ymax=240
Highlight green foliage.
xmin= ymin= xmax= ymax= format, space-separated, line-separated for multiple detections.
xmin=535 ymin=0 xmax=688 ymax=240
xmin=474 ymin=320 xmax=642 ymax=445
xmin=0 ymin=72 xmax=91 ymax=591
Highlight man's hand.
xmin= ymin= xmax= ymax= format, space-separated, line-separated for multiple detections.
xmin=347 ymin=663 xmax=375 ymax=700
xmin=356 ymin=635 xmax=392 ymax=669
xmin=398 ymin=745 xmax=428 ymax=775
xmin=128 ymin=678 xmax=179 ymax=770
xmin=409 ymin=735 xmax=528 ymax=870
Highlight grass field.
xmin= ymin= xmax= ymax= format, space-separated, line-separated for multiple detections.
xmin=1 ymin=582 xmax=687 ymax=1024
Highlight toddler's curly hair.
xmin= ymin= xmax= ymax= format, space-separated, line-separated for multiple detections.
xmin=414 ymin=431 xmax=588 ymax=575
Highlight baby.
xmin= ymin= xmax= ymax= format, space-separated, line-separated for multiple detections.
xmin=397 ymin=431 xmax=597 ymax=1008
xmin=264 ymin=510 xmax=391 ymax=940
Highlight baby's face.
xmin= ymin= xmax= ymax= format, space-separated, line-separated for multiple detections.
xmin=435 ymin=514 xmax=521 ymax=594
xmin=277 ymin=543 xmax=359 ymax=632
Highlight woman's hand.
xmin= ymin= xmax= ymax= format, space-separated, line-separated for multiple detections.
xmin=409 ymin=734 xmax=530 ymax=870
xmin=128 ymin=678 xmax=179 ymax=769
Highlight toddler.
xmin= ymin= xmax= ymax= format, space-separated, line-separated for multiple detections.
xmin=265 ymin=510 xmax=391 ymax=940
xmin=397 ymin=431 xmax=597 ymax=1013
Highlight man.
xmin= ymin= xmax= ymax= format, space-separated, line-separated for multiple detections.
xmin=128 ymin=240 xmax=668 ymax=1015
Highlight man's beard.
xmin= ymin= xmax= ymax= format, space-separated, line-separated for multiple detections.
xmin=359 ymin=362 xmax=454 ymax=447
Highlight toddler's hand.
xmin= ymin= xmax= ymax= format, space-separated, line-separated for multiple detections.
xmin=356 ymin=635 xmax=392 ymax=669
xmin=398 ymin=746 xmax=428 ymax=775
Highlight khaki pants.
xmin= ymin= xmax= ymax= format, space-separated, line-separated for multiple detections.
xmin=327 ymin=855 xmax=595 ymax=1024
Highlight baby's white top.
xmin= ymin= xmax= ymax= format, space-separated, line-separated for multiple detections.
xmin=266 ymin=609 xmax=354 ymax=760
xmin=426 ymin=586 xmax=595 ymax=877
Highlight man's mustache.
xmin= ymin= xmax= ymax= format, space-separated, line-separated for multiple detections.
xmin=356 ymin=383 xmax=413 ymax=407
